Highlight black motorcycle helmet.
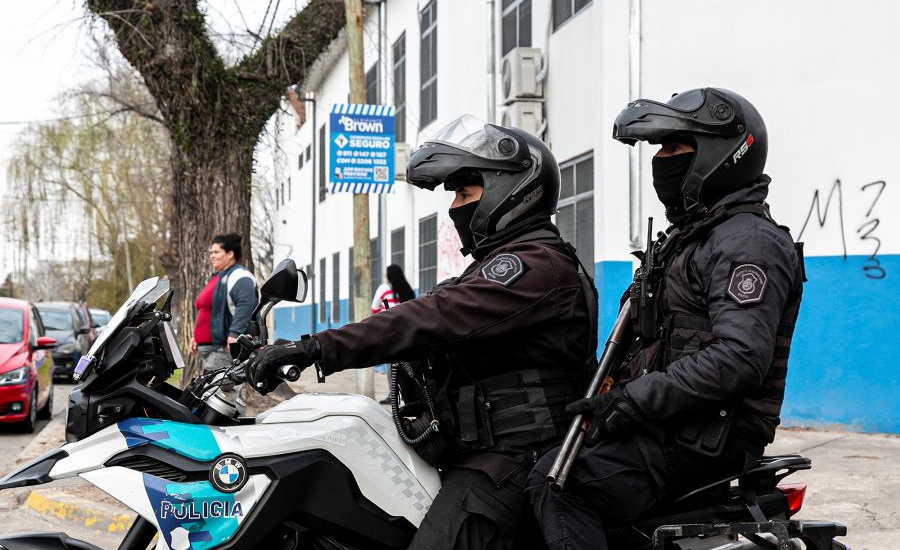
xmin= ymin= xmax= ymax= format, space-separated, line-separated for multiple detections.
xmin=407 ymin=115 xmax=560 ymax=250
xmin=613 ymin=88 xmax=768 ymax=214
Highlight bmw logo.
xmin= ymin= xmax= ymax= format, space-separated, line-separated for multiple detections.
xmin=210 ymin=454 xmax=248 ymax=493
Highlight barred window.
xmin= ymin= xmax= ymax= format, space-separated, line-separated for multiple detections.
xmin=371 ymin=237 xmax=381 ymax=299
xmin=366 ymin=63 xmax=380 ymax=104
xmin=391 ymin=226 xmax=406 ymax=272
xmin=332 ymin=252 xmax=340 ymax=322
xmin=393 ymin=33 xmax=407 ymax=143
xmin=319 ymin=257 xmax=327 ymax=323
xmin=419 ymin=1 xmax=438 ymax=128
xmin=418 ymin=214 xmax=437 ymax=293
xmin=552 ymin=0 xmax=591 ymax=31
xmin=501 ymin=0 xmax=531 ymax=56
xmin=348 ymin=247 xmax=355 ymax=321
xmin=556 ymin=153 xmax=594 ymax=270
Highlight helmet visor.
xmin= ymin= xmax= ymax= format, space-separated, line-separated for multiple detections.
xmin=613 ymin=89 xmax=744 ymax=145
xmin=428 ymin=115 xmax=524 ymax=161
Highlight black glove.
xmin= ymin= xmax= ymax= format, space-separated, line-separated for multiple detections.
xmin=565 ymin=386 xmax=644 ymax=446
xmin=247 ymin=337 xmax=321 ymax=395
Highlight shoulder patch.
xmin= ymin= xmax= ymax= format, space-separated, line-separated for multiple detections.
xmin=727 ymin=263 xmax=768 ymax=305
xmin=481 ymin=253 xmax=526 ymax=287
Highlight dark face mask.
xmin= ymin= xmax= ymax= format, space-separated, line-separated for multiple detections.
xmin=448 ymin=200 xmax=480 ymax=254
xmin=652 ymin=153 xmax=695 ymax=222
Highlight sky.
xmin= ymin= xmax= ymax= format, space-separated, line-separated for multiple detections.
xmin=0 ymin=1 xmax=306 ymax=284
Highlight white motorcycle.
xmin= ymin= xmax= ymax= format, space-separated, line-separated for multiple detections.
xmin=0 ymin=260 xmax=847 ymax=550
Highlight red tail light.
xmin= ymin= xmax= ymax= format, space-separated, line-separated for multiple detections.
xmin=777 ymin=483 xmax=807 ymax=517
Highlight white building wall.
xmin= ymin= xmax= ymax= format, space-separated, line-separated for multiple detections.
xmin=270 ymin=0 xmax=900 ymax=432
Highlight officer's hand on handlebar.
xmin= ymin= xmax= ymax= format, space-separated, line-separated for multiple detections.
xmin=565 ymin=386 xmax=644 ymax=446
xmin=246 ymin=337 xmax=322 ymax=395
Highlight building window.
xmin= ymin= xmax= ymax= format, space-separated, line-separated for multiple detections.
xmin=418 ymin=214 xmax=437 ymax=293
xmin=366 ymin=63 xmax=380 ymax=104
xmin=556 ymin=154 xmax=594 ymax=269
xmin=392 ymin=33 xmax=407 ymax=143
xmin=347 ymin=247 xmax=355 ymax=321
xmin=306 ymin=145 xmax=311 ymax=162
xmin=288 ymin=177 xmax=292 ymax=201
xmin=319 ymin=257 xmax=327 ymax=323
xmin=370 ymin=237 xmax=381 ymax=300
xmin=419 ymin=1 xmax=438 ymax=128
xmin=552 ymin=0 xmax=591 ymax=30
xmin=298 ymin=154 xmax=304 ymax=170
xmin=332 ymin=252 xmax=340 ymax=322
xmin=391 ymin=226 xmax=406 ymax=271
xmin=318 ymin=124 xmax=326 ymax=202
xmin=501 ymin=0 xmax=531 ymax=56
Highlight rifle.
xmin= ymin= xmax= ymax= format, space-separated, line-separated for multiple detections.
xmin=545 ymin=298 xmax=633 ymax=490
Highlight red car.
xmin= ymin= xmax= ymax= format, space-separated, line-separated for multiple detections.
xmin=0 ymin=298 xmax=56 ymax=432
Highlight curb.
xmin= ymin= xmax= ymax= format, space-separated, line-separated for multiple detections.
xmin=23 ymin=489 xmax=134 ymax=534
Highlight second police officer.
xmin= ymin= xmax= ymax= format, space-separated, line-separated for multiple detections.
xmin=247 ymin=115 xmax=597 ymax=549
xmin=526 ymin=88 xmax=806 ymax=549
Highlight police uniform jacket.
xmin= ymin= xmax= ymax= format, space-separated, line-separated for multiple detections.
xmin=314 ymin=222 xmax=593 ymax=478
xmin=624 ymin=177 xmax=804 ymax=449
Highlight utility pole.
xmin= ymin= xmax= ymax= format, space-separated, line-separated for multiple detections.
xmin=346 ymin=0 xmax=375 ymax=398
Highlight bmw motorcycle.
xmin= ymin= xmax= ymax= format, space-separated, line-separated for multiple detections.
xmin=0 ymin=260 xmax=848 ymax=550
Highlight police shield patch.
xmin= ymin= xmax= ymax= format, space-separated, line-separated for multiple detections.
xmin=727 ymin=263 xmax=767 ymax=305
xmin=481 ymin=253 xmax=526 ymax=286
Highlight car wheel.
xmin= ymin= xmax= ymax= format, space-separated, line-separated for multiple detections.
xmin=20 ymin=386 xmax=38 ymax=433
xmin=37 ymin=382 xmax=53 ymax=420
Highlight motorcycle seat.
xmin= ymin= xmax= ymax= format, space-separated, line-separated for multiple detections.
xmin=662 ymin=454 xmax=811 ymax=509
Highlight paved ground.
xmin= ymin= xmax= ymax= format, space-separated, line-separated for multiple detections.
xmin=0 ymin=381 xmax=70 ymax=468
xmin=0 ymin=373 xmax=895 ymax=549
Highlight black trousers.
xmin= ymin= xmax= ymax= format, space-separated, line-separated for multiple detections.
xmin=524 ymin=434 xmax=758 ymax=550
xmin=408 ymin=466 xmax=545 ymax=550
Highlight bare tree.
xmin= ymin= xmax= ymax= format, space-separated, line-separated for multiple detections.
xmin=86 ymin=0 xmax=346 ymax=381
xmin=2 ymin=63 xmax=172 ymax=311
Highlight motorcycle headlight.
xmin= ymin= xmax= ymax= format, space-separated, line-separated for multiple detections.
xmin=0 ymin=367 xmax=28 ymax=386
xmin=56 ymin=342 xmax=76 ymax=355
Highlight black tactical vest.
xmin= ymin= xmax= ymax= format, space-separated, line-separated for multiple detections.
xmin=426 ymin=232 xmax=597 ymax=459
xmin=626 ymin=203 xmax=804 ymax=449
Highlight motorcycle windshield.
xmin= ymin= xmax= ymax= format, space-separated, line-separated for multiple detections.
xmin=83 ymin=277 xmax=169 ymax=359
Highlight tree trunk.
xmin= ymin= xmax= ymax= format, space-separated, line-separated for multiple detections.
xmin=171 ymin=138 xmax=254 ymax=382
xmin=86 ymin=0 xmax=347 ymax=385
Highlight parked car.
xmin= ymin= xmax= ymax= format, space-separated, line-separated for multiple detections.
xmin=35 ymin=302 xmax=92 ymax=380
xmin=88 ymin=307 xmax=111 ymax=334
xmin=0 ymin=298 xmax=55 ymax=432
xmin=73 ymin=303 xmax=98 ymax=349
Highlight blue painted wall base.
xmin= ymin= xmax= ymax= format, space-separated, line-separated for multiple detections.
xmin=272 ymin=255 xmax=899 ymax=433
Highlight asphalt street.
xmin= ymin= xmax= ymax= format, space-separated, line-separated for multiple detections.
xmin=0 ymin=381 xmax=70 ymax=467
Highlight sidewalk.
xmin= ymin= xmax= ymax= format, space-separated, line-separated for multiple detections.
xmin=4 ymin=370 xmax=895 ymax=550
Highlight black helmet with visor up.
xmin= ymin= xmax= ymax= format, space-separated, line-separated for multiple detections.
xmin=407 ymin=115 xmax=560 ymax=249
xmin=613 ymin=88 xmax=768 ymax=214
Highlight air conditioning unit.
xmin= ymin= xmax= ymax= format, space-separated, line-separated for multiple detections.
xmin=501 ymin=47 xmax=543 ymax=105
xmin=501 ymin=102 xmax=544 ymax=137
xmin=394 ymin=142 xmax=411 ymax=180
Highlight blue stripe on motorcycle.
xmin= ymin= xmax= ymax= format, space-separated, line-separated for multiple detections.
xmin=118 ymin=418 xmax=221 ymax=462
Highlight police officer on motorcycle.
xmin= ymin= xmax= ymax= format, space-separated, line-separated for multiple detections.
xmin=525 ymin=88 xmax=805 ymax=549
xmin=247 ymin=115 xmax=597 ymax=549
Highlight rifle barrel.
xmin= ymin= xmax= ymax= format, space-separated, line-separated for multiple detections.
xmin=546 ymin=300 xmax=633 ymax=489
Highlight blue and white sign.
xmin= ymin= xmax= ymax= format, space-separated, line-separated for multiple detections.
xmin=329 ymin=103 xmax=396 ymax=193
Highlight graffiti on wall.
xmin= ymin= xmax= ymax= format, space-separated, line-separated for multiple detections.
xmin=797 ymin=179 xmax=887 ymax=279
xmin=437 ymin=220 xmax=467 ymax=280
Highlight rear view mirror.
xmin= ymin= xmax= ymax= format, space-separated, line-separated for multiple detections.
xmin=34 ymin=336 xmax=57 ymax=350
xmin=261 ymin=259 xmax=308 ymax=304
xmin=77 ymin=326 xmax=92 ymax=335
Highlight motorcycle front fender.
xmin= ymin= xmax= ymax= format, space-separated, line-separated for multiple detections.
xmin=0 ymin=532 xmax=103 ymax=550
